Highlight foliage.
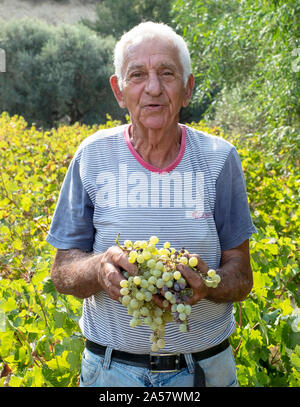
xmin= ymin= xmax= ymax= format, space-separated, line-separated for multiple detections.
xmin=82 ymin=0 xmax=173 ymax=39
xmin=190 ymin=121 xmax=300 ymax=387
xmin=0 ymin=19 xmax=123 ymax=129
xmin=172 ymin=0 xmax=300 ymax=157
xmin=0 ymin=113 xmax=299 ymax=387
xmin=0 ymin=112 xmax=121 ymax=386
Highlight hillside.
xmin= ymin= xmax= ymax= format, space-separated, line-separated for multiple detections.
xmin=0 ymin=0 xmax=98 ymax=25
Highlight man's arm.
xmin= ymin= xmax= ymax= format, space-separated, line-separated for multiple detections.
xmin=50 ymin=247 xmax=137 ymax=300
xmin=178 ymin=239 xmax=253 ymax=305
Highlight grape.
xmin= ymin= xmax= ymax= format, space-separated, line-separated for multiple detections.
xmin=185 ymin=305 xmax=192 ymax=315
xmin=154 ymin=307 xmax=163 ymax=316
xmin=148 ymin=284 xmax=157 ymax=293
xmin=164 ymin=291 xmax=173 ymax=301
xmin=120 ymin=287 xmax=129 ymax=296
xmin=149 ymin=236 xmax=159 ymax=245
xmin=129 ymin=250 xmax=138 ymax=259
xmin=169 ymin=296 xmax=177 ymax=304
xmin=147 ymin=259 xmax=156 ymax=268
xmin=129 ymin=319 xmax=138 ymax=328
xmin=140 ymin=279 xmax=148 ymax=288
xmin=179 ymin=323 xmax=187 ymax=333
xmin=124 ymin=240 xmax=132 ymax=248
xmin=214 ymin=274 xmax=221 ymax=283
xmin=173 ymin=282 xmax=180 ymax=291
xmin=129 ymin=298 xmax=139 ymax=309
xmin=133 ymin=276 xmax=141 ymax=285
xmin=162 ymin=271 xmax=171 ymax=282
xmin=120 ymin=279 xmax=129 ymax=288
xmin=157 ymin=338 xmax=166 ymax=348
xmin=143 ymin=250 xmax=152 ymax=260
xmin=173 ymin=270 xmax=181 ymax=280
xmin=136 ymin=291 xmax=145 ymax=301
xmin=179 ymin=256 xmax=188 ymax=265
xmin=133 ymin=310 xmax=141 ymax=318
xmin=136 ymin=254 xmax=145 ymax=263
xmin=156 ymin=278 xmax=164 ymax=289
xmin=156 ymin=261 xmax=164 ymax=271
xmin=179 ymin=312 xmax=187 ymax=321
xmin=151 ymin=343 xmax=159 ymax=352
xmin=162 ymin=300 xmax=169 ymax=308
xmin=148 ymin=276 xmax=157 ymax=285
xmin=144 ymin=291 xmax=152 ymax=302
xmin=207 ymin=269 xmax=216 ymax=278
xmin=140 ymin=306 xmax=149 ymax=316
xmin=115 ymin=232 xmax=221 ymax=351
xmin=177 ymin=303 xmax=185 ymax=313
xmin=171 ymin=304 xmax=177 ymax=312
xmin=166 ymin=280 xmax=173 ymax=288
xmin=152 ymin=268 xmax=162 ymax=277
xmin=189 ymin=256 xmax=198 ymax=268
xmin=154 ymin=316 xmax=163 ymax=325
xmin=121 ymin=295 xmax=131 ymax=306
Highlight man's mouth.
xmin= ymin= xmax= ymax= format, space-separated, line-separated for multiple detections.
xmin=144 ymin=103 xmax=164 ymax=109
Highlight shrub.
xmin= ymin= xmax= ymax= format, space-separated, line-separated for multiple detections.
xmin=0 ymin=19 xmax=123 ymax=128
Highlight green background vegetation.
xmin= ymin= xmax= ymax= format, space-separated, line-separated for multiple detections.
xmin=0 ymin=0 xmax=299 ymax=387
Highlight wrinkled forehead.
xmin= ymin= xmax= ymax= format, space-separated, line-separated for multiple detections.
xmin=122 ymin=36 xmax=182 ymax=74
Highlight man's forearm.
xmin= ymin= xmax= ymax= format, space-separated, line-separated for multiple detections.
xmin=50 ymin=249 xmax=103 ymax=299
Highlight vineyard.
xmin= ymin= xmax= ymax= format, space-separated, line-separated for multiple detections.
xmin=0 ymin=112 xmax=299 ymax=387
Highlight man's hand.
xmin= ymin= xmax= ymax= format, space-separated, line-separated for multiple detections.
xmin=50 ymin=246 xmax=137 ymax=300
xmin=177 ymin=254 xmax=209 ymax=305
xmin=176 ymin=240 xmax=253 ymax=305
xmin=97 ymin=246 xmax=138 ymax=302
xmin=151 ymin=254 xmax=209 ymax=309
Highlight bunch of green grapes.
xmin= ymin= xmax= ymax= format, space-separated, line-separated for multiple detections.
xmin=116 ymin=234 xmax=221 ymax=352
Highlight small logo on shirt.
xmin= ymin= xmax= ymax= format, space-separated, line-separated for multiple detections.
xmin=95 ymin=164 xmax=212 ymax=219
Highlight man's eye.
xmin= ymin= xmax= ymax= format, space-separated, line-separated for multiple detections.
xmin=161 ymin=71 xmax=174 ymax=80
xmin=131 ymin=72 xmax=145 ymax=79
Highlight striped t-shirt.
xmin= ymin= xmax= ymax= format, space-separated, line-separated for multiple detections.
xmin=46 ymin=124 xmax=256 ymax=354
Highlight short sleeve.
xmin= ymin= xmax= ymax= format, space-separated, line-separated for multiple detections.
xmin=214 ymin=147 xmax=257 ymax=251
xmin=46 ymin=155 xmax=95 ymax=251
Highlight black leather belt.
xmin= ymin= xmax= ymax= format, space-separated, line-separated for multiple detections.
xmin=85 ymin=338 xmax=230 ymax=386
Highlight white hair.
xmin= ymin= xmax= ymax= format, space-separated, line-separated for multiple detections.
xmin=113 ymin=21 xmax=192 ymax=89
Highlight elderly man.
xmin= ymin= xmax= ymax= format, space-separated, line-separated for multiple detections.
xmin=46 ymin=21 xmax=256 ymax=387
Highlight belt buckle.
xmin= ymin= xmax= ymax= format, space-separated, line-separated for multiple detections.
xmin=150 ymin=352 xmax=181 ymax=373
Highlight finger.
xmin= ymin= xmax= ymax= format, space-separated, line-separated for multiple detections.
xmin=152 ymin=293 xmax=171 ymax=311
xmin=177 ymin=263 xmax=201 ymax=289
xmin=177 ymin=263 xmax=207 ymax=304
xmin=110 ymin=246 xmax=138 ymax=276
xmin=187 ymin=253 xmax=208 ymax=274
xmin=102 ymin=262 xmax=125 ymax=302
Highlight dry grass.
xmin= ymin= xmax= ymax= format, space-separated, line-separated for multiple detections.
xmin=0 ymin=0 xmax=98 ymax=25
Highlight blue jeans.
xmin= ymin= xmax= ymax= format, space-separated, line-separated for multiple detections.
xmin=79 ymin=345 xmax=238 ymax=387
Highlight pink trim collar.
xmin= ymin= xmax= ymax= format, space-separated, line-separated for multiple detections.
xmin=124 ymin=124 xmax=186 ymax=173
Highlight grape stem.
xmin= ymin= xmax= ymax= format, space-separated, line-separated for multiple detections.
xmin=115 ymin=232 xmax=125 ymax=251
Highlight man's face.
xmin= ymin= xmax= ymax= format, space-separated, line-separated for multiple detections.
xmin=111 ymin=37 xmax=193 ymax=131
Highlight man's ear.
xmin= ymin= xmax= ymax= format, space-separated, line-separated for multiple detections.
xmin=110 ymin=75 xmax=126 ymax=108
xmin=182 ymin=74 xmax=195 ymax=108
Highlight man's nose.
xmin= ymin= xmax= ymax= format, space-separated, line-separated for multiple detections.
xmin=145 ymin=72 xmax=163 ymax=96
